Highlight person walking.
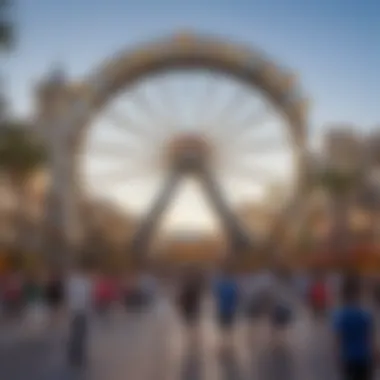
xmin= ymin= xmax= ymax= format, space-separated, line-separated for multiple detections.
xmin=270 ymin=269 xmax=295 ymax=340
xmin=213 ymin=268 xmax=240 ymax=350
xmin=94 ymin=273 xmax=114 ymax=324
xmin=45 ymin=271 xmax=64 ymax=327
xmin=333 ymin=275 xmax=376 ymax=380
xmin=244 ymin=270 xmax=274 ymax=322
xmin=176 ymin=269 xmax=204 ymax=346
xmin=309 ymin=273 xmax=329 ymax=320
xmin=24 ymin=273 xmax=46 ymax=331
xmin=65 ymin=263 xmax=93 ymax=369
xmin=3 ymin=271 xmax=22 ymax=320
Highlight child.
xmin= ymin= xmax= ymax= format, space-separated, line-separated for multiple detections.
xmin=333 ymin=275 xmax=375 ymax=380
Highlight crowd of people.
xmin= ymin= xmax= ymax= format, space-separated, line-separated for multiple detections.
xmin=175 ymin=269 xmax=380 ymax=380
xmin=0 ymin=269 xmax=155 ymax=320
xmin=1 ymin=266 xmax=380 ymax=379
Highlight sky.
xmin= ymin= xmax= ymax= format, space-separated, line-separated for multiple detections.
xmin=2 ymin=0 xmax=380 ymax=234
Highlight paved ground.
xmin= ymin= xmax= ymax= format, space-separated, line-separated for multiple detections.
xmin=0 ymin=296 xmax=342 ymax=380
xmin=4 ymin=294 xmax=380 ymax=380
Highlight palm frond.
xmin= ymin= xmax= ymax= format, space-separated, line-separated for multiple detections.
xmin=0 ymin=120 xmax=47 ymax=180
xmin=318 ymin=168 xmax=359 ymax=195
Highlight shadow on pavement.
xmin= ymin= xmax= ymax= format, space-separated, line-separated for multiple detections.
xmin=179 ymin=342 xmax=245 ymax=380
xmin=218 ymin=346 xmax=244 ymax=380
xmin=0 ymin=338 xmax=55 ymax=380
xmin=254 ymin=342 xmax=296 ymax=380
xmin=180 ymin=343 xmax=203 ymax=380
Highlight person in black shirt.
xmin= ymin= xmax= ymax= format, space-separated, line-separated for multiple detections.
xmin=45 ymin=272 xmax=64 ymax=325
xmin=177 ymin=269 xmax=204 ymax=343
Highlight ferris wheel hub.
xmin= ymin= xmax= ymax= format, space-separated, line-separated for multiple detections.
xmin=164 ymin=133 xmax=213 ymax=173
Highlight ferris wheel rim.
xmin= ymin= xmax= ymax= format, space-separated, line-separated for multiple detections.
xmin=67 ymin=32 xmax=311 ymax=243
xmin=78 ymin=32 xmax=308 ymax=149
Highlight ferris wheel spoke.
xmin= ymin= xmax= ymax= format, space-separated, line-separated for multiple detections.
xmin=219 ymin=139 xmax=289 ymax=169
xmin=226 ymin=164 xmax=282 ymax=184
xmin=104 ymin=107 xmax=156 ymax=140
xmin=232 ymin=137 xmax=288 ymax=155
xmin=195 ymin=72 xmax=223 ymax=127
xmin=81 ymin=142 xmax=142 ymax=158
xmin=151 ymin=76 xmax=183 ymax=130
xmin=234 ymin=103 xmax=272 ymax=134
xmin=88 ymin=166 xmax=155 ymax=186
xmin=206 ymin=88 xmax=252 ymax=135
xmin=129 ymin=86 xmax=176 ymax=131
xmin=215 ymin=103 xmax=272 ymax=143
xmin=81 ymin=138 xmax=153 ymax=160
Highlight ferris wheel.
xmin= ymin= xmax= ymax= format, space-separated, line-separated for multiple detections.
xmin=71 ymin=33 xmax=308 ymax=259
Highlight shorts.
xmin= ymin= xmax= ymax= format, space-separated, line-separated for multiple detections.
xmin=342 ymin=361 xmax=373 ymax=380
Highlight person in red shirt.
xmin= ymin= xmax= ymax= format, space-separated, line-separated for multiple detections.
xmin=4 ymin=272 xmax=23 ymax=319
xmin=94 ymin=274 xmax=114 ymax=322
xmin=309 ymin=273 xmax=329 ymax=319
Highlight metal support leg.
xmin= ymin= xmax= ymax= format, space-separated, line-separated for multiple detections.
xmin=198 ymin=169 xmax=252 ymax=255
xmin=130 ymin=170 xmax=182 ymax=261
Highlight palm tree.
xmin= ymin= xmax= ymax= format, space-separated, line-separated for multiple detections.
xmin=0 ymin=120 xmax=46 ymax=251
xmin=354 ymin=172 xmax=380 ymax=247
xmin=317 ymin=167 xmax=361 ymax=267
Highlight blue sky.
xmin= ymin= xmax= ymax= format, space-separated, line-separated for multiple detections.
xmin=4 ymin=0 xmax=380 ymax=134
xmin=2 ymin=0 xmax=380 ymax=232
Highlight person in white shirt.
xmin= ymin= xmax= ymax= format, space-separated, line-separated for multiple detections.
xmin=65 ymin=265 xmax=93 ymax=368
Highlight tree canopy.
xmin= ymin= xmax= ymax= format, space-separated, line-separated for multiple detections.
xmin=0 ymin=120 xmax=46 ymax=183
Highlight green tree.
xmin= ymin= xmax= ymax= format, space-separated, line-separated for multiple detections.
xmin=0 ymin=120 xmax=47 ymax=250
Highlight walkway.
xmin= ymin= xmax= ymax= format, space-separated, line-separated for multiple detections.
xmin=0 ymin=297 xmax=375 ymax=379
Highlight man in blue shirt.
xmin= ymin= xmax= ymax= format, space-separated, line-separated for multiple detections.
xmin=214 ymin=269 xmax=240 ymax=347
xmin=333 ymin=275 xmax=375 ymax=380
